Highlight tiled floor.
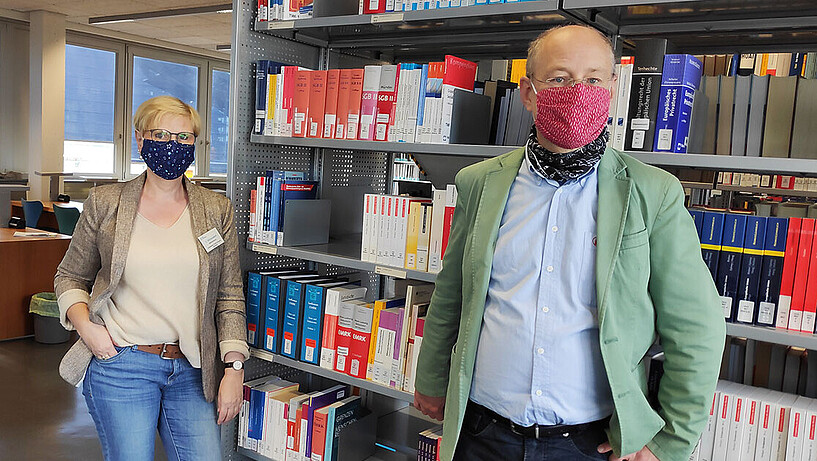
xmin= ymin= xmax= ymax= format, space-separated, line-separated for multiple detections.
xmin=0 ymin=337 xmax=168 ymax=461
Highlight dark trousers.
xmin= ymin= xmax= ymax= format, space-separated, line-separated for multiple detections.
xmin=453 ymin=402 xmax=611 ymax=461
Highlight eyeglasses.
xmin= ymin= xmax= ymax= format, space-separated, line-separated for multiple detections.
xmin=144 ymin=129 xmax=196 ymax=145
xmin=530 ymin=75 xmax=611 ymax=88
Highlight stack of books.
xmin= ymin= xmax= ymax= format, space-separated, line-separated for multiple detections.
xmin=360 ymin=187 xmax=455 ymax=273
xmin=246 ymin=273 xmax=436 ymax=394
xmin=238 ymin=377 xmax=368 ymax=461
xmin=688 ymin=210 xmax=817 ymax=335
xmin=248 ymin=170 xmax=318 ymax=245
xmin=257 ymin=0 xmax=313 ymax=21
xmin=691 ymin=380 xmax=817 ymax=461
xmin=418 ymin=426 xmax=443 ymax=461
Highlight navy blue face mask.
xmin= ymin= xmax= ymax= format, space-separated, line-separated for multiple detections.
xmin=140 ymin=139 xmax=195 ymax=180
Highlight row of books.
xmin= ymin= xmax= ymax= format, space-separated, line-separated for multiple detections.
xmin=360 ymin=187 xmax=456 ymax=273
xmin=721 ymin=339 xmax=817 ymax=398
xmin=238 ymin=378 xmax=365 ymax=461
xmin=248 ymin=170 xmax=318 ymax=245
xmin=716 ymin=172 xmax=817 ymax=192
xmin=690 ymin=210 xmax=817 ymax=335
xmin=692 ymin=381 xmax=817 ymax=461
xmin=253 ymin=57 xmax=479 ymax=144
xmin=257 ymin=0 xmax=314 ymax=21
xmin=696 ymin=53 xmax=817 ymax=79
xmin=418 ymin=426 xmax=443 ymax=461
xmin=245 ymin=269 xmax=437 ymax=393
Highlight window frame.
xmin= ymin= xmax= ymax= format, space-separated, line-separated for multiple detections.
xmin=207 ymin=63 xmax=231 ymax=178
xmin=64 ymin=33 xmax=126 ymax=178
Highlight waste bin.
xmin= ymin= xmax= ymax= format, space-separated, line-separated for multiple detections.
xmin=29 ymin=292 xmax=70 ymax=344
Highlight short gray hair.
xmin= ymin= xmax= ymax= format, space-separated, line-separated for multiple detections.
xmin=526 ymin=24 xmax=616 ymax=77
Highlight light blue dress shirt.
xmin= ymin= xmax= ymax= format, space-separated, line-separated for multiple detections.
xmin=469 ymin=151 xmax=614 ymax=427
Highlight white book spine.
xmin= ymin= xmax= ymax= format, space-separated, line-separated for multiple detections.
xmin=614 ymin=63 xmax=633 ymax=151
xmin=802 ymin=406 xmax=817 ymax=461
xmin=700 ymin=391 xmax=720 ymax=461
xmin=741 ymin=396 xmax=762 ymax=461
xmin=378 ymin=196 xmax=390 ymax=265
xmin=771 ymin=406 xmax=792 ymax=461
xmin=428 ymin=190 xmax=447 ymax=273
xmin=756 ymin=401 xmax=779 ymax=461
xmin=777 ymin=295 xmax=792 ymax=329
xmin=439 ymin=83 xmax=459 ymax=144
xmin=713 ymin=392 xmax=735 ymax=460
xmin=726 ymin=395 xmax=746 ymax=460
xmin=397 ymin=197 xmax=409 ymax=268
xmin=785 ymin=405 xmax=806 ymax=461
xmin=361 ymin=194 xmax=371 ymax=261
xmin=389 ymin=196 xmax=400 ymax=267
xmin=371 ymin=195 xmax=381 ymax=264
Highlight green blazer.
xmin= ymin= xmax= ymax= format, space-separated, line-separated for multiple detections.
xmin=415 ymin=147 xmax=725 ymax=461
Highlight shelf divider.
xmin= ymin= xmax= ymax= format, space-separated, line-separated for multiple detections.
xmin=726 ymin=323 xmax=817 ymax=350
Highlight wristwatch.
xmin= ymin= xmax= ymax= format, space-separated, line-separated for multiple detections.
xmin=225 ymin=361 xmax=244 ymax=371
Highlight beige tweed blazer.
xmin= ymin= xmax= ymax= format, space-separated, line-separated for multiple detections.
xmin=54 ymin=172 xmax=247 ymax=402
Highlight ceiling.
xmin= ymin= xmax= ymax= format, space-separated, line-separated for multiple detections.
xmin=0 ymin=0 xmax=232 ymax=54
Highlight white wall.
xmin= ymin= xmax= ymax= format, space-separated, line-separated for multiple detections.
xmin=0 ymin=20 xmax=30 ymax=173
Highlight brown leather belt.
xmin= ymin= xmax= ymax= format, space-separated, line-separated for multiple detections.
xmin=136 ymin=343 xmax=186 ymax=360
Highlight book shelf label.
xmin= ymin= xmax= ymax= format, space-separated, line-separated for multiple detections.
xmin=266 ymin=20 xmax=295 ymax=30
xmin=375 ymin=265 xmax=407 ymax=279
xmin=253 ymin=244 xmax=278 ymax=255
xmin=371 ymin=13 xmax=404 ymax=24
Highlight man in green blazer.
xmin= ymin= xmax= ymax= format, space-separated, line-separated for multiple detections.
xmin=414 ymin=25 xmax=724 ymax=461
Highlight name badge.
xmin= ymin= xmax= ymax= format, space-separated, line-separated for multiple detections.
xmin=198 ymin=228 xmax=225 ymax=253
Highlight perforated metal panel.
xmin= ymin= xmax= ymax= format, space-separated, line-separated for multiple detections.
xmin=228 ymin=0 xmax=322 ymax=274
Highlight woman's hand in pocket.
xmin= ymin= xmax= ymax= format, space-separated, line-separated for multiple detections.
xmin=78 ymin=321 xmax=117 ymax=360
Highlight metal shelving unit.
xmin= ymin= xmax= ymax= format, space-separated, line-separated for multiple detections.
xmin=718 ymin=184 xmax=817 ymax=198
xmin=227 ymin=1 xmax=817 ymax=458
xmin=250 ymin=348 xmax=414 ymax=401
xmin=237 ymin=446 xmax=410 ymax=461
xmin=726 ymin=323 xmax=817 ymax=351
xmin=250 ymin=238 xmax=437 ymax=283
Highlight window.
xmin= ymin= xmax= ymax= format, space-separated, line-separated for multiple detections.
xmin=64 ymin=44 xmax=117 ymax=175
xmin=130 ymin=55 xmax=199 ymax=176
xmin=210 ymin=69 xmax=230 ymax=175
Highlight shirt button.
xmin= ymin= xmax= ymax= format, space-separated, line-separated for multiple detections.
xmin=536 ymin=390 xmax=543 ymax=396
xmin=546 ymin=265 xmax=554 ymax=273
xmin=552 ymin=226 xmax=558 ymax=233
xmin=542 ymin=306 xmax=549 ymax=313
xmin=537 ymin=348 xmax=544 ymax=355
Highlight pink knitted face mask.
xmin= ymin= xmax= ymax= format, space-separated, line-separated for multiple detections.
xmin=532 ymin=83 xmax=611 ymax=150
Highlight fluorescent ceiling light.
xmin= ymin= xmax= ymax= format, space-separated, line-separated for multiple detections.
xmin=89 ymin=3 xmax=232 ymax=24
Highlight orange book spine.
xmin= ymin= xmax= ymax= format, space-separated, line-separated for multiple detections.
xmin=292 ymin=70 xmax=311 ymax=138
xmin=307 ymin=70 xmax=327 ymax=138
xmin=323 ymin=69 xmax=341 ymax=139
xmin=335 ymin=69 xmax=353 ymax=140
xmin=345 ymin=69 xmax=365 ymax=140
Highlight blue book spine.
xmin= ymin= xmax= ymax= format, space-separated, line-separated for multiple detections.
xmin=324 ymin=406 xmax=337 ymax=459
xmin=416 ymin=64 xmax=429 ymax=135
xmin=330 ymin=401 xmax=362 ymax=461
xmin=282 ymin=281 xmax=305 ymax=359
xmin=791 ymin=53 xmax=804 ymax=76
xmin=270 ymin=171 xmax=306 ymax=245
xmin=688 ymin=209 xmax=704 ymax=238
xmin=263 ymin=276 xmax=283 ymax=353
xmin=249 ymin=387 xmax=265 ymax=449
xmin=717 ymin=214 xmax=747 ymax=322
xmin=729 ymin=53 xmax=740 ymax=76
xmin=736 ymin=216 xmax=767 ymax=324
xmin=756 ymin=217 xmax=789 ymax=326
xmin=653 ymin=54 xmax=702 ymax=153
xmin=246 ymin=271 xmax=262 ymax=347
xmin=701 ymin=212 xmax=725 ymax=282
xmin=301 ymin=285 xmax=325 ymax=364
xmin=255 ymin=60 xmax=269 ymax=135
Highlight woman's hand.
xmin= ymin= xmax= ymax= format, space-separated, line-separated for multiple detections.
xmin=217 ymin=367 xmax=244 ymax=425
xmin=69 ymin=302 xmax=117 ymax=359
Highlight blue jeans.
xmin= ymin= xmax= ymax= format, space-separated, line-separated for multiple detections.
xmin=82 ymin=346 xmax=221 ymax=461
xmin=454 ymin=402 xmax=610 ymax=461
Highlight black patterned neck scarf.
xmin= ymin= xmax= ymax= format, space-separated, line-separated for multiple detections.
xmin=525 ymin=126 xmax=609 ymax=184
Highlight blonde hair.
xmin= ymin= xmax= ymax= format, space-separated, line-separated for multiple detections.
xmin=133 ymin=95 xmax=202 ymax=137
xmin=526 ymin=25 xmax=616 ymax=77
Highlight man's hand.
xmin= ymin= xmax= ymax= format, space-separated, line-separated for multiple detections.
xmin=414 ymin=391 xmax=446 ymax=421
xmin=597 ymin=442 xmax=659 ymax=461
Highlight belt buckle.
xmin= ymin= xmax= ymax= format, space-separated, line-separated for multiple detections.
xmin=159 ymin=343 xmax=173 ymax=360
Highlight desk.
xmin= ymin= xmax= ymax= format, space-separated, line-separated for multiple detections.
xmin=0 ymin=227 xmax=71 ymax=340
xmin=10 ymin=200 xmax=84 ymax=230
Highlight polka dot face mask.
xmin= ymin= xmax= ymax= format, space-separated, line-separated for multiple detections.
xmin=140 ymin=139 xmax=195 ymax=180
xmin=532 ymin=83 xmax=611 ymax=150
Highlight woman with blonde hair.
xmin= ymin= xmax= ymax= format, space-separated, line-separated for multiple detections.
xmin=55 ymin=95 xmax=247 ymax=460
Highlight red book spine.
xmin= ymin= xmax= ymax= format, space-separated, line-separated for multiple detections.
xmin=334 ymin=304 xmax=355 ymax=374
xmin=293 ymin=407 xmax=303 ymax=457
xmin=363 ymin=0 xmax=386 ymax=14
xmin=249 ymin=189 xmax=257 ymax=243
xmin=346 ymin=69 xmax=365 ymax=140
xmin=292 ymin=70 xmax=311 ymax=138
xmin=442 ymin=55 xmax=478 ymax=91
xmin=282 ymin=66 xmax=298 ymax=137
xmin=349 ymin=328 xmax=372 ymax=379
xmin=802 ymin=220 xmax=817 ymax=332
xmin=323 ymin=69 xmax=341 ymax=139
xmin=335 ymin=69 xmax=352 ymax=140
xmin=777 ymin=217 xmax=802 ymax=329
xmin=312 ymin=410 xmax=328 ymax=460
xmin=308 ymin=70 xmax=327 ymax=138
xmin=789 ymin=218 xmax=815 ymax=331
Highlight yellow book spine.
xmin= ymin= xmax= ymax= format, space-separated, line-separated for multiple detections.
xmin=405 ymin=202 xmax=421 ymax=270
xmin=510 ymin=59 xmax=527 ymax=84
xmin=265 ymin=74 xmax=277 ymax=133
xmin=367 ymin=301 xmax=386 ymax=380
